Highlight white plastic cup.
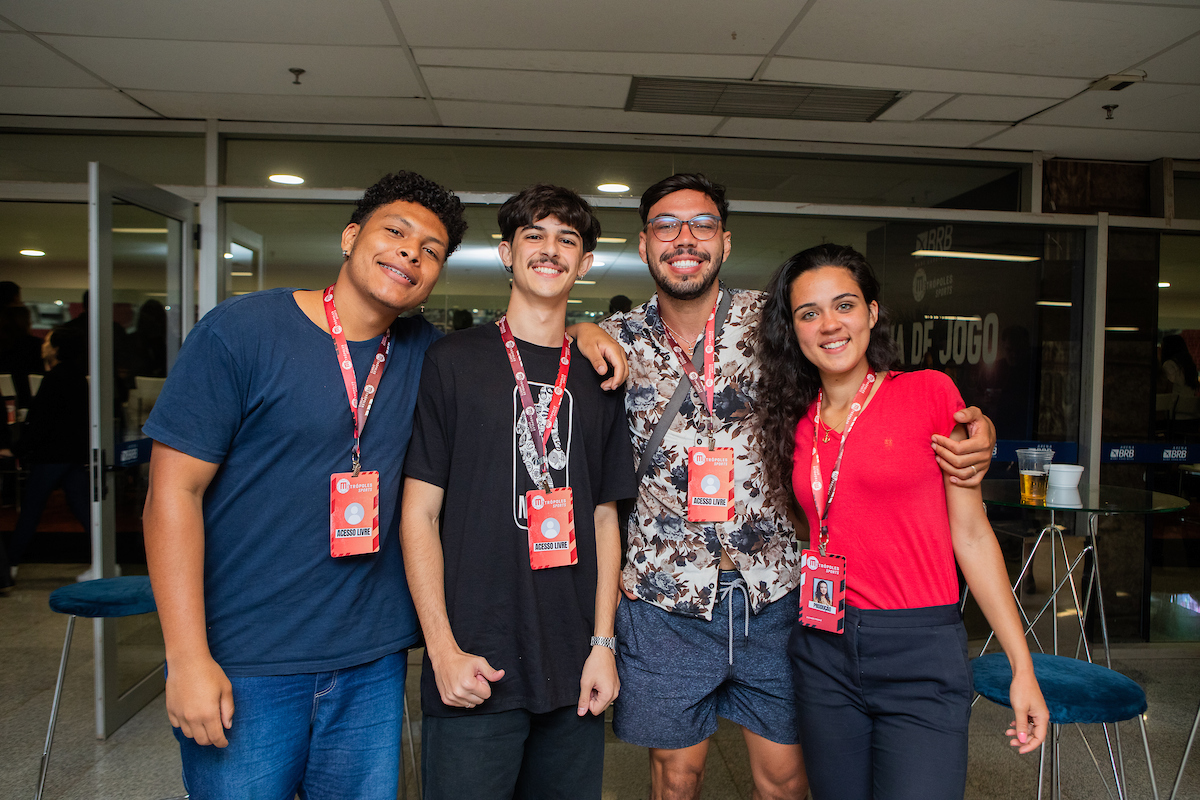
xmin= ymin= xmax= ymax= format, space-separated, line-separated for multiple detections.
xmin=1048 ymin=464 xmax=1084 ymax=489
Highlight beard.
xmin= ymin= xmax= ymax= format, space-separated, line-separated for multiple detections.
xmin=648 ymin=246 xmax=723 ymax=301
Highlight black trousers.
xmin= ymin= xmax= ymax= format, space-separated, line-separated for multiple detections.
xmin=422 ymin=705 xmax=604 ymax=800
xmin=10 ymin=462 xmax=91 ymax=565
xmin=789 ymin=604 xmax=973 ymax=800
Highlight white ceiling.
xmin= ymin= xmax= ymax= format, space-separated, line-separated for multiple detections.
xmin=0 ymin=0 xmax=1196 ymax=160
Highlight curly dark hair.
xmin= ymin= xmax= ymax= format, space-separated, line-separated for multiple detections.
xmin=349 ymin=171 xmax=468 ymax=256
xmin=638 ymin=173 xmax=729 ymax=225
xmin=498 ymin=184 xmax=601 ymax=252
xmin=754 ymin=244 xmax=899 ymax=514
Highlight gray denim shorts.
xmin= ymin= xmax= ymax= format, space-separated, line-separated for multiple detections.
xmin=612 ymin=572 xmax=800 ymax=749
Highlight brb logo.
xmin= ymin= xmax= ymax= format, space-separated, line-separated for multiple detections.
xmin=805 ymin=555 xmax=820 ymax=570
xmin=530 ymin=495 xmax=545 ymax=511
xmin=1109 ymin=446 xmax=1135 ymax=461
xmin=692 ymin=451 xmax=707 ymax=466
xmin=336 ymin=478 xmax=351 ymax=494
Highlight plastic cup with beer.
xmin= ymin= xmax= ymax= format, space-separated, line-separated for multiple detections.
xmin=1016 ymin=448 xmax=1054 ymax=501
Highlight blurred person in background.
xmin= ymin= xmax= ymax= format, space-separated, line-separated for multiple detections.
xmin=5 ymin=326 xmax=91 ymax=587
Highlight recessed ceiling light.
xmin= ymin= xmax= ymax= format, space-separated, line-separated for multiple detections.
xmin=1036 ymin=301 xmax=1072 ymax=307
xmin=567 ymin=299 xmax=583 ymax=304
xmin=223 ymin=252 xmax=234 ymax=259
xmin=592 ymin=260 xmax=606 ymax=267
xmin=575 ymin=280 xmax=596 ymax=285
xmin=20 ymin=249 xmax=45 ymax=257
xmin=597 ymin=183 xmax=629 ymax=193
xmin=912 ymin=249 xmax=1039 ymax=262
xmin=491 ymin=234 xmax=502 ymax=239
xmin=230 ymin=271 xmax=254 ymax=277
xmin=1105 ymin=326 xmax=1139 ymax=332
xmin=1159 ymin=282 xmax=1171 ymax=288
xmin=269 ymin=174 xmax=304 ymax=185
xmin=597 ymin=237 xmax=627 ymax=244
xmin=113 ymin=227 xmax=168 ymax=234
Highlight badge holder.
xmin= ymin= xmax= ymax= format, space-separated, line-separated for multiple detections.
xmin=330 ymin=470 xmax=380 ymax=557
xmin=526 ymin=486 xmax=577 ymax=569
xmin=686 ymin=438 xmax=735 ymax=522
xmin=799 ymin=548 xmax=846 ymax=633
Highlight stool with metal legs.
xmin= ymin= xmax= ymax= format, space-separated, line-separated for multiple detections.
xmin=36 ymin=576 xmax=170 ymax=800
xmin=973 ymin=652 xmax=1159 ymax=800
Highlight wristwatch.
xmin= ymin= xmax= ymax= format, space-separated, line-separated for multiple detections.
xmin=590 ymin=635 xmax=616 ymax=653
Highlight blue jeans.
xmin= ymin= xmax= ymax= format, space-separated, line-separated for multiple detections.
xmin=175 ymin=652 xmax=407 ymax=800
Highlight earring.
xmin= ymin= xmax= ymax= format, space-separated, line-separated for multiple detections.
xmin=341 ymin=250 xmax=349 ymax=258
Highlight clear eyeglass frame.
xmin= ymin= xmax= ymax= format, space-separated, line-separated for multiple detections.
xmin=646 ymin=214 xmax=722 ymax=242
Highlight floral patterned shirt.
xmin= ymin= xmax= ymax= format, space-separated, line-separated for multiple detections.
xmin=601 ymin=287 xmax=801 ymax=619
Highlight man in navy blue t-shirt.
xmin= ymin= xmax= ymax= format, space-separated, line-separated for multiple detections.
xmin=142 ymin=172 xmax=467 ymax=800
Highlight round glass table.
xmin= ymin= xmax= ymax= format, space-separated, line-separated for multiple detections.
xmin=980 ymin=480 xmax=1188 ymax=665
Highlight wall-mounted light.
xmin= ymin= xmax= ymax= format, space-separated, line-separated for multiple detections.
xmin=912 ymin=249 xmax=1039 ymax=262
xmin=20 ymin=249 xmax=45 ymax=257
xmin=597 ymin=183 xmax=629 ymax=193
xmin=269 ymin=174 xmax=305 ymax=185
xmin=1036 ymin=301 xmax=1072 ymax=307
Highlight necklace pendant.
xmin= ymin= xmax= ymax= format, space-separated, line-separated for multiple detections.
xmin=822 ymin=431 xmax=829 ymax=443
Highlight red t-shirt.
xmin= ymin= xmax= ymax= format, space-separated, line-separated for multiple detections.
xmin=791 ymin=370 xmax=965 ymax=610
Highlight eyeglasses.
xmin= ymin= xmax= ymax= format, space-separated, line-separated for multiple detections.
xmin=646 ymin=214 xmax=722 ymax=242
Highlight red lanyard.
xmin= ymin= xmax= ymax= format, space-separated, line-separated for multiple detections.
xmin=498 ymin=317 xmax=572 ymax=491
xmin=661 ymin=293 xmax=719 ymax=444
xmin=323 ymin=285 xmax=391 ymax=476
xmin=808 ymin=371 xmax=877 ymax=556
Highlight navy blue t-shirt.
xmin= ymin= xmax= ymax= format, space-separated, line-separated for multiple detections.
xmin=144 ymin=288 xmax=440 ymax=676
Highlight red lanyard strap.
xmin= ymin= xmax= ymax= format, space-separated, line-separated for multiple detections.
xmin=498 ymin=317 xmax=571 ymax=491
xmin=323 ymin=285 xmax=391 ymax=476
xmin=808 ymin=372 xmax=877 ymax=556
xmin=661 ymin=292 xmax=720 ymax=444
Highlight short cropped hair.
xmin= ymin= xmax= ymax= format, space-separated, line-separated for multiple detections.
xmin=349 ymin=171 xmax=468 ymax=256
xmin=638 ymin=173 xmax=729 ymax=225
xmin=498 ymin=184 xmax=601 ymax=252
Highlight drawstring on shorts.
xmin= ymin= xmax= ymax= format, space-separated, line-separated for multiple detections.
xmin=718 ymin=574 xmax=750 ymax=666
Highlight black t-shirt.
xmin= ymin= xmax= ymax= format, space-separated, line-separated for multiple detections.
xmin=405 ymin=323 xmax=636 ymax=716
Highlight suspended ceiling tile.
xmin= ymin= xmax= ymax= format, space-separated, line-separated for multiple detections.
xmin=716 ymin=117 xmax=1009 ymax=149
xmin=876 ymin=92 xmax=955 ymax=121
xmin=0 ymin=32 xmax=105 ymax=88
xmin=392 ymin=0 xmax=789 ymax=54
xmin=423 ymin=67 xmax=630 ymax=108
xmin=434 ymin=100 xmax=723 ymax=135
xmin=413 ymin=49 xmax=761 ymax=80
xmin=0 ymin=0 xmax=397 ymax=45
xmin=127 ymin=91 xmax=438 ymax=126
xmin=763 ymin=57 xmax=1088 ymax=98
xmin=1134 ymin=34 xmax=1200 ymax=85
xmin=1031 ymin=83 xmax=1200 ymax=131
xmin=926 ymin=95 xmax=1059 ymax=122
xmin=776 ymin=0 xmax=1200 ymax=78
xmin=0 ymin=86 xmax=159 ymax=117
xmin=982 ymin=124 xmax=1200 ymax=160
xmin=41 ymin=37 xmax=424 ymax=97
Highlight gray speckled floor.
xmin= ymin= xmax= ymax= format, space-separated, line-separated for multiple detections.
xmin=4 ymin=564 xmax=1199 ymax=800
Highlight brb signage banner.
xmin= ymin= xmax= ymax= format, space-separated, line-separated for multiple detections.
xmin=870 ymin=222 xmax=1045 ymax=441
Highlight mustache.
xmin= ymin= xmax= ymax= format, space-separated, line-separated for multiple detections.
xmin=528 ymin=257 xmax=564 ymax=269
xmin=661 ymin=247 xmax=710 ymax=263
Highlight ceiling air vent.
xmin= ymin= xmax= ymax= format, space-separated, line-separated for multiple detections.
xmin=625 ymin=76 xmax=905 ymax=122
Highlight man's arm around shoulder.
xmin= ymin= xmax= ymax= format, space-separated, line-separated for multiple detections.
xmin=144 ymin=441 xmax=232 ymax=747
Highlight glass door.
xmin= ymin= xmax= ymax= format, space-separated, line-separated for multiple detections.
xmin=88 ymin=162 xmax=193 ymax=737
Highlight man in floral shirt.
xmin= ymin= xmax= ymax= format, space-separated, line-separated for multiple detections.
xmin=599 ymin=173 xmax=996 ymax=800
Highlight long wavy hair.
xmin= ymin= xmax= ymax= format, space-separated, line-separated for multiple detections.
xmin=755 ymin=244 xmax=899 ymax=514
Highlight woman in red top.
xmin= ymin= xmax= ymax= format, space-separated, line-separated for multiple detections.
xmin=755 ymin=244 xmax=1046 ymax=800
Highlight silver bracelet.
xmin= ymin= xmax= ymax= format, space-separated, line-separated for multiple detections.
xmin=590 ymin=635 xmax=616 ymax=653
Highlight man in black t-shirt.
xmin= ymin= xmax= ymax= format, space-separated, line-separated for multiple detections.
xmin=402 ymin=185 xmax=636 ymax=800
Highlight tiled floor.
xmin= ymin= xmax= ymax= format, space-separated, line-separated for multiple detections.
xmin=4 ymin=563 xmax=1200 ymax=800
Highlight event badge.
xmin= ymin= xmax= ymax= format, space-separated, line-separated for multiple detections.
xmin=526 ymin=487 xmax=577 ymax=569
xmin=330 ymin=471 xmax=380 ymax=557
xmin=686 ymin=446 xmax=735 ymax=522
xmin=799 ymin=549 xmax=846 ymax=633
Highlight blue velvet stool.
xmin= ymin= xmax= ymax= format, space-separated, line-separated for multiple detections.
xmin=37 ymin=576 xmax=157 ymax=800
xmin=973 ymin=652 xmax=1160 ymax=799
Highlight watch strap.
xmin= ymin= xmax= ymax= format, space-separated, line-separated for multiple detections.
xmin=590 ymin=635 xmax=616 ymax=653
